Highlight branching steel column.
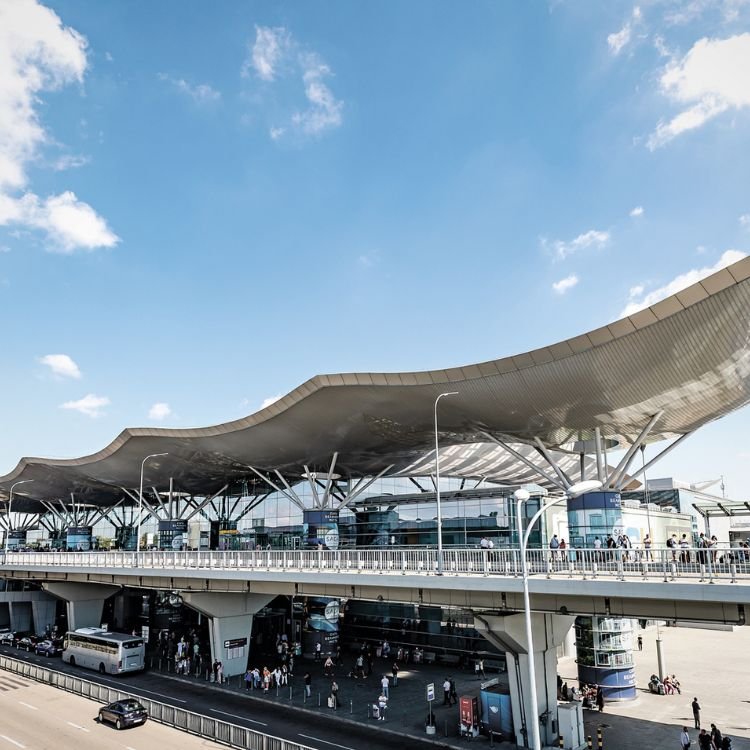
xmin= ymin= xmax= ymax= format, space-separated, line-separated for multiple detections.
xmin=303 ymin=465 xmax=321 ymax=508
xmin=247 ymin=466 xmax=306 ymax=511
xmin=594 ymin=427 xmax=605 ymax=485
xmin=608 ymin=411 xmax=663 ymax=489
xmin=480 ymin=432 xmax=565 ymax=491
xmin=624 ymin=432 xmax=694 ymax=485
xmin=184 ymin=484 xmax=229 ymax=522
xmin=533 ymin=437 xmax=572 ymax=489
xmin=336 ymin=465 xmax=395 ymax=510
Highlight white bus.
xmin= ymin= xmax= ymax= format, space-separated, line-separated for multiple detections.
xmin=63 ymin=628 xmax=145 ymax=675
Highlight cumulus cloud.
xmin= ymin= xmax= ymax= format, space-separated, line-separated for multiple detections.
xmin=60 ymin=393 xmax=110 ymax=418
xmin=620 ymin=249 xmax=747 ymax=317
xmin=0 ymin=0 xmax=118 ymax=251
xmin=243 ymin=26 xmax=343 ymax=139
xmin=648 ymin=33 xmax=750 ymax=149
xmin=148 ymin=402 xmax=172 ymax=421
xmin=159 ymin=73 xmax=221 ymax=104
xmin=630 ymin=206 xmax=644 ymax=217
xmin=260 ymin=394 xmax=282 ymax=409
xmin=39 ymin=353 xmax=81 ymax=379
xmin=740 ymin=213 xmax=750 ymax=228
xmin=552 ymin=274 xmax=579 ymax=294
xmin=51 ymin=154 xmax=90 ymax=171
xmin=543 ymin=229 xmax=610 ymax=260
xmin=608 ymin=6 xmax=642 ymax=55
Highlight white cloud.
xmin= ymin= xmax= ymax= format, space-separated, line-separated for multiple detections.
xmin=628 ymin=283 xmax=645 ymax=299
xmin=291 ymin=55 xmax=343 ymax=136
xmin=543 ymin=229 xmax=610 ymax=260
xmin=260 ymin=394 xmax=282 ymax=409
xmin=0 ymin=0 xmax=117 ymax=251
xmin=648 ymin=33 xmax=750 ymax=149
xmin=630 ymin=205 xmax=644 ymax=217
xmin=607 ymin=6 xmax=642 ymax=56
xmin=159 ymin=73 xmax=221 ymax=104
xmin=664 ymin=0 xmax=750 ymax=25
xmin=243 ymin=26 xmax=343 ymax=139
xmin=60 ymin=393 xmax=110 ymax=418
xmin=148 ymin=402 xmax=172 ymax=421
xmin=740 ymin=213 xmax=750 ymax=227
xmin=39 ymin=353 xmax=81 ymax=379
xmin=244 ymin=26 xmax=291 ymax=81
xmin=620 ymin=249 xmax=747 ymax=316
xmin=552 ymin=274 xmax=579 ymax=294
xmin=51 ymin=154 xmax=90 ymax=171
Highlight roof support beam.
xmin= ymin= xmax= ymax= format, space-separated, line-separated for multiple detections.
xmin=273 ymin=471 xmax=306 ymax=511
xmin=481 ymin=432 xmax=565 ymax=491
xmin=609 ymin=411 xmax=663 ymax=490
xmin=624 ymin=432 xmax=694 ymax=485
xmin=233 ymin=492 xmax=271 ymax=524
xmin=337 ymin=464 xmax=395 ymax=511
xmin=594 ymin=427 xmax=605 ymax=485
xmin=303 ymin=465 xmax=321 ymax=508
xmin=533 ymin=437 xmax=573 ymax=489
xmin=185 ymin=484 xmax=229 ymax=522
xmin=246 ymin=466 xmax=306 ymax=512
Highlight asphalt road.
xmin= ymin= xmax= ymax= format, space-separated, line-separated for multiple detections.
xmin=0 ymin=645 xmax=440 ymax=750
xmin=0 ymin=677 xmax=223 ymax=750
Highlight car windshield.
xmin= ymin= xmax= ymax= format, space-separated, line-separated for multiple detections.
xmin=120 ymin=700 xmax=144 ymax=711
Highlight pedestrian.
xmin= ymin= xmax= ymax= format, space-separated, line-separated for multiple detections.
xmin=377 ymin=691 xmax=388 ymax=720
xmin=681 ymin=727 xmax=691 ymax=750
xmin=391 ymin=661 xmax=399 ymax=687
xmin=304 ymin=671 xmax=312 ymax=698
xmin=330 ymin=680 xmax=339 ymax=709
xmin=244 ymin=668 xmax=253 ymax=691
xmin=637 ymin=635 xmax=643 ymax=651
xmin=449 ymin=676 xmax=457 ymax=706
xmin=711 ymin=724 xmax=723 ymax=749
xmin=474 ymin=659 xmax=481 ymax=679
xmin=442 ymin=676 xmax=451 ymax=706
xmin=315 ymin=642 xmax=322 ymax=661
xmin=596 ymin=686 xmax=604 ymax=712
xmin=478 ymin=658 xmax=486 ymax=679
xmin=692 ymin=697 xmax=701 ymax=729
xmin=324 ymin=656 xmax=334 ymax=677
xmin=381 ymin=673 xmax=389 ymax=699
xmin=698 ymin=729 xmax=712 ymax=750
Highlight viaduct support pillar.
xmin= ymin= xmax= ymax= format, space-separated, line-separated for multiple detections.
xmin=182 ymin=592 xmax=274 ymax=678
xmin=475 ymin=612 xmax=573 ymax=748
xmin=42 ymin=582 xmax=120 ymax=631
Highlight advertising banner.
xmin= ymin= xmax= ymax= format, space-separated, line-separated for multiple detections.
xmin=66 ymin=526 xmax=92 ymax=551
xmin=303 ymin=509 xmax=340 ymax=549
xmin=158 ymin=519 xmax=188 ymax=550
xmin=6 ymin=530 xmax=26 ymax=550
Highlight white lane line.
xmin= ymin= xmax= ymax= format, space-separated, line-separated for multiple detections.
xmin=0 ymin=736 xmax=25 ymax=748
xmin=298 ymin=735 xmax=357 ymax=750
xmin=94 ymin=677 xmax=187 ymax=704
xmin=66 ymin=721 xmax=90 ymax=732
xmin=17 ymin=702 xmax=37 ymax=710
xmin=125 ymin=746 xmax=138 ymax=750
xmin=209 ymin=708 xmax=267 ymax=726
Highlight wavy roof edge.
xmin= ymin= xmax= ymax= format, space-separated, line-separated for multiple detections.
xmin=3 ymin=255 xmax=750 ymax=481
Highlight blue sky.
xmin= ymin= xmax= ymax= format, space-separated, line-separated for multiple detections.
xmin=1 ymin=0 xmax=748 ymax=497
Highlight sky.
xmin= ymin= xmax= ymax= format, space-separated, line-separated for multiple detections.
xmin=0 ymin=0 xmax=749 ymax=498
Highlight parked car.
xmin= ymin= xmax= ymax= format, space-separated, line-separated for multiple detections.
xmin=16 ymin=635 xmax=39 ymax=651
xmin=0 ymin=631 xmax=16 ymax=645
xmin=35 ymin=639 xmax=63 ymax=657
xmin=98 ymin=699 xmax=148 ymax=730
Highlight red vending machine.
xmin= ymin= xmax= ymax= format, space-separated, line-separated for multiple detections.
xmin=459 ymin=696 xmax=480 ymax=738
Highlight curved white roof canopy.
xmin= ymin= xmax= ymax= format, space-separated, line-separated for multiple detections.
xmin=2 ymin=256 xmax=749 ymax=511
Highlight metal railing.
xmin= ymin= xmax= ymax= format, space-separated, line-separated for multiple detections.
xmin=2 ymin=546 xmax=749 ymax=582
xmin=0 ymin=654 xmax=315 ymax=750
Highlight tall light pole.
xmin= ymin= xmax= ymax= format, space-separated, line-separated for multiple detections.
xmin=434 ymin=391 xmax=458 ymax=575
xmin=4 ymin=480 xmax=34 ymax=552
xmin=514 ymin=478 xmax=602 ymax=750
xmin=136 ymin=453 xmax=168 ymax=558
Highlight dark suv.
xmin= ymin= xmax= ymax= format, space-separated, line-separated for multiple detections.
xmin=98 ymin=699 xmax=148 ymax=730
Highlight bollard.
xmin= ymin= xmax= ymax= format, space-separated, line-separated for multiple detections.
xmin=587 ymin=736 xmax=593 ymax=750
xmin=597 ymin=727 xmax=603 ymax=749
xmin=546 ymin=561 xmax=552 ymax=579
xmin=731 ymin=563 xmax=737 ymax=583
xmin=444 ymin=719 xmax=448 ymax=737
xmin=558 ymin=735 xmax=564 ymax=748
xmin=568 ymin=560 xmax=574 ymax=579
xmin=289 ymin=687 xmax=293 ymax=701
xmin=318 ymin=692 xmax=321 ymax=707
xmin=670 ymin=562 xmax=676 ymax=581
xmin=350 ymin=698 xmax=353 ymax=714
xmin=700 ymin=563 xmax=706 ymax=582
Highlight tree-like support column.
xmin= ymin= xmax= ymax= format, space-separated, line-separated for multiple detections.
xmin=42 ymin=581 xmax=120 ymax=631
xmin=181 ymin=592 xmax=274 ymax=678
xmin=474 ymin=613 xmax=573 ymax=748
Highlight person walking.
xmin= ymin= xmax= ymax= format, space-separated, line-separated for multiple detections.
xmin=637 ymin=635 xmax=643 ymax=651
xmin=315 ymin=642 xmax=322 ymax=661
xmin=381 ymin=673 xmax=389 ymax=699
xmin=304 ymin=671 xmax=312 ymax=699
xmin=698 ymin=729 xmax=712 ymax=750
xmin=596 ymin=686 xmax=604 ymax=712
xmin=442 ymin=677 xmax=451 ymax=706
xmin=681 ymin=727 xmax=691 ymax=750
xmin=711 ymin=724 xmax=723 ymax=750
xmin=449 ymin=676 xmax=458 ymax=706
xmin=330 ymin=680 xmax=339 ymax=709
xmin=692 ymin=697 xmax=701 ymax=729
xmin=377 ymin=691 xmax=388 ymax=721
xmin=391 ymin=661 xmax=399 ymax=687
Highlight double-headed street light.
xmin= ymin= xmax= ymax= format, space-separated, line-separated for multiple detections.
xmin=3 ymin=479 xmax=34 ymax=553
xmin=136 ymin=453 xmax=169 ymax=558
xmin=434 ymin=391 xmax=458 ymax=575
xmin=513 ymin=478 xmax=602 ymax=750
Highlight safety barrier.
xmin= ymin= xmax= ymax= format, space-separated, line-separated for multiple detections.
xmin=0 ymin=654 xmax=315 ymax=750
xmin=2 ymin=546 xmax=749 ymax=582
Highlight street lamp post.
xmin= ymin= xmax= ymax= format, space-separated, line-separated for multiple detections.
xmin=3 ymin=480 xmax=34 ymax=552
xmin=136 ymin=453 xmax=168 ymax=560
xmin=513 ymin=478 xmax=602 ymax=750
xmin=434 ymin=391 xmax=458 ymax=575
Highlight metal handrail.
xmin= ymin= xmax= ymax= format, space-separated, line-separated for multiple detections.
xmin=0 ymin=654 xmax=316 ymax=750
xmin=1 ymin=546 xmax=749 ymax=582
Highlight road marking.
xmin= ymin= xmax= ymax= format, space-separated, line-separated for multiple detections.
xmin=298 ymin=735 xmax=357 ymax=750
xmin=209 ymin=708 xmax=267 ymax=726
xmin=94 ymin=677 xmax=187 ymax=704
xmin=0 ymin=736 xmax=25 ymax=748
xmin=17 ymin=702 xmax=37 ymax=710
xmin=66 ymin=722 xmax=90 ymax=732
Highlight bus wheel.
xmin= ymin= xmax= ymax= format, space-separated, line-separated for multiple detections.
xmin=99 ymin=663 xmax=106 ymax=674
xmin=69 ymin=656 xmax=75 ymax=666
